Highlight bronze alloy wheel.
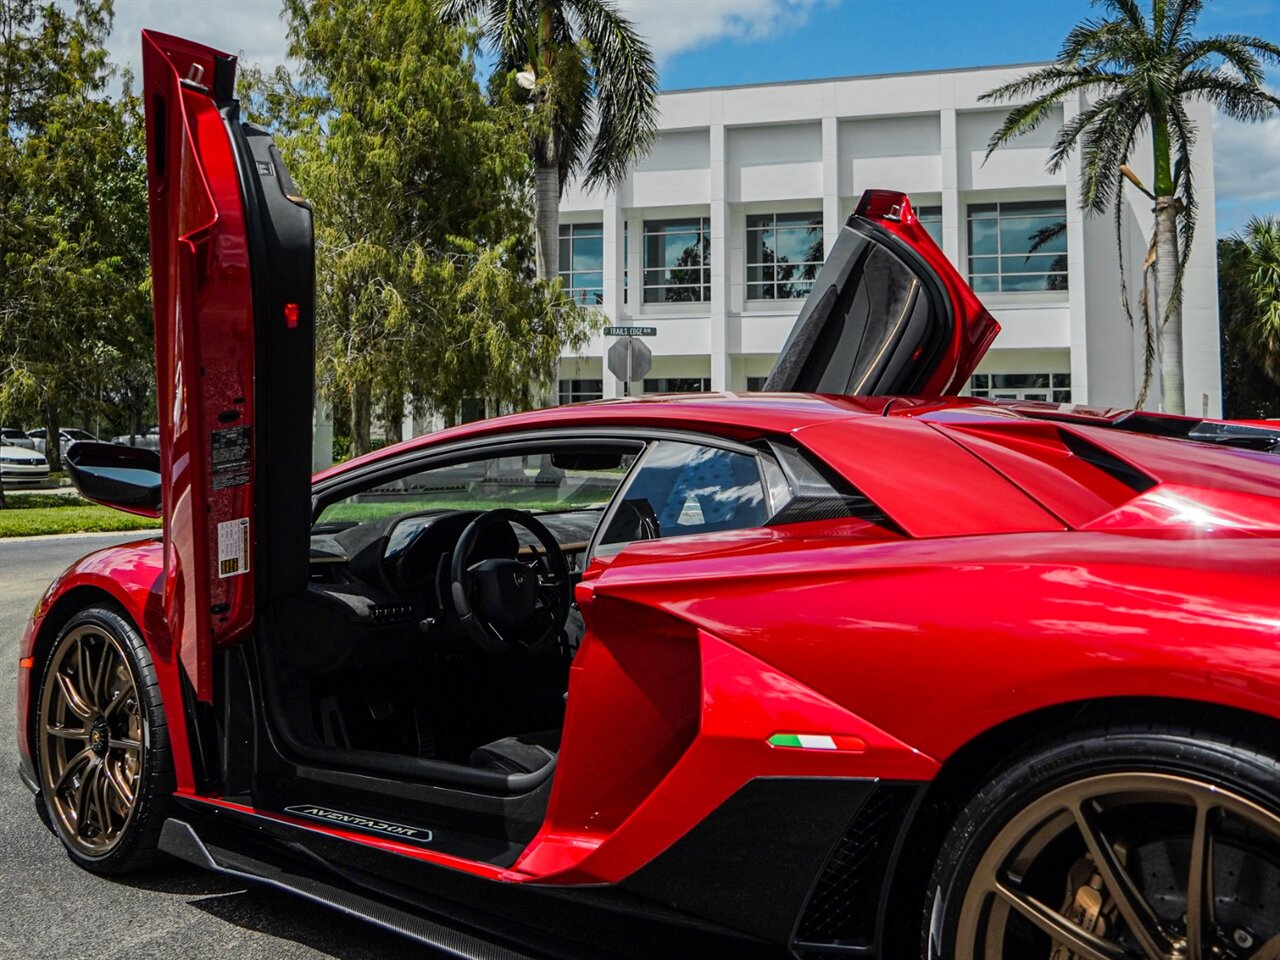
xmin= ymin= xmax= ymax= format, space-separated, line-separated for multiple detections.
xmin=956 ymin=771 xmax=1280 ymax=960
xmin=38 ymin=623 xmax=145 ymax=859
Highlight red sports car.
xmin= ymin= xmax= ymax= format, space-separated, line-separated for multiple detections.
xmin=16 ymin=31 xmax=1280 ymax=960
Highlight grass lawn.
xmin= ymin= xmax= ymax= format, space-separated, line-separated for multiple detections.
xmin=0 ymin=493 xmax=162 ymax=538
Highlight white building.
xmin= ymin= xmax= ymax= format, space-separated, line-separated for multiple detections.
xmin=554 ymin=63 xmax=1221 ymax=415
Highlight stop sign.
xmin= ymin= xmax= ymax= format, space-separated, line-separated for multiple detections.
xmin=607 ymin=336 xmax=652 ymax=383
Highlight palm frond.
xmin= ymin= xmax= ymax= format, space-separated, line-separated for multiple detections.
xmin=1045 ymin=89 xmax=1126 ymax=172
xmin=564 ymin=0 xmax=658 ymax=189
xmin=1060 ymin=17 xmax=1133 ymax=63
xmin=1164 ymin=0 xmax=1203 ymax=49
xmin=980 ymin=67 xmax=1126 ymax=163
xmin=494 ymin=0 xmax=536 ymax=66
xmin=1076 ymin=98 xmax=1146 ymax=213
xmin=1178 ymin=34 xmax=1280 ymax=74
xmin=979 ymin=64 xmax=1100 ymax=104
xmin=1177 ymin=69 xmax=1280 ymax=122
xmin=1163 ymin=97 xmax=1198 ymax=320
xmin=1100 ymin=0 xmax=1148 ymax=33
xmin=1234 ymin=216 xmax=1280 ymax=382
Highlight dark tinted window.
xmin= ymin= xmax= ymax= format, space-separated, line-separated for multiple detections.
xmin=600 ymin=441 xmax=768 ymax=545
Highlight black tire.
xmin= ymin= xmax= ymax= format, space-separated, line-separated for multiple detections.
xmin=34 ymin=604 xmax=174 ymax=874
xmin=925 ymin=723 xmax=1280 ymax=959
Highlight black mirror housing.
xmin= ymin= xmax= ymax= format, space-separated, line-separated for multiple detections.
xmin=65 ymin=441 xmax=162 ymax=518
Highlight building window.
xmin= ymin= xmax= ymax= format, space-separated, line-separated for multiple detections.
xmin=967 ymin=200 xmax=1068 ymax=293
xmin=558 ymin=379 xmax=603 ymax=404
xmin=917 ymin=205 xmax=943 ymax=248
xmin=559 ymin=222 xmax=603 ymax=305
xmin=746 ymin=212 xmax=823 ymax=300
xmin=970 ymin=373 xmax=1071 ymax=403
xmin=746 ymin=376 xmax=769 ymax=391
xmin=643 ymin=377 xmax=712 ymax=394
xmin=643 ymin=218 xmax=710 ymax=303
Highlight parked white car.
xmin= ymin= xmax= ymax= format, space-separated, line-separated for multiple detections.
xmin=111 ymin=426 xmax=162 ymax=451
xmin=0 ymin=427 xmax=35 ymax=449
xmin=26 ymin=427 xmax=99 ymax=458
xmin=0 ymin=442 xmax=51 ymax=486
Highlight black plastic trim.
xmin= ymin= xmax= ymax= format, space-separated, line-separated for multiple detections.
xmin=160 ymin=818 xmax=540 ymax=960
xmin=790 ymin=782 xmax=923 ymax=956
xmin=1060 ymin=429 xmax=1158 ymax=493
xmin=619 ymin=777 xmax=880 ymax=944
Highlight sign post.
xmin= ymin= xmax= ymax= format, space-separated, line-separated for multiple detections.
xmin=605 ymin=327 xmax=655 ymax=396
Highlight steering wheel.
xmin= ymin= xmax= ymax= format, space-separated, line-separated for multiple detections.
xmin=449 ymin=509 xmax=571 ymax=654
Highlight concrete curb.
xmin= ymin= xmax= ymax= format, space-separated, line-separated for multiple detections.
xmin=0 ymin=530 xmax=160 ymax=544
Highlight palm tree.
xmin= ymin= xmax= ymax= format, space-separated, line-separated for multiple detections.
xmin=1223 ymin=215 xmax=1280 ymax=385
xmin=980 ymin=0 xmax=1280 ymax=414
xmin=440 ymin=0 xmax=658 ymax=283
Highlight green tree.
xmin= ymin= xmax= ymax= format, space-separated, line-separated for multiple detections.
xmin=1219 ymin=218 xmax=1280 ymax=418
xmin=440 ymin=0 xmax=658 ymax=282
xmin=246 ymin=0 xmax=597 ymax=455
xmin=0 ymin=0 xmax=151 ymax=470
xmin=980 ymin=0 xmax=1280 ymax=414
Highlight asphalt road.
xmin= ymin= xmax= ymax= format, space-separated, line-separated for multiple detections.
xmin=0 ymin=533 xmax=430 ymax=960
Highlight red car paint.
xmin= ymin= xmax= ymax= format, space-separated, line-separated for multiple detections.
xmin=19 ymin=395 xmax=1280 ymax=887
xmin=144 ymin=31 xmax=258 ymax=703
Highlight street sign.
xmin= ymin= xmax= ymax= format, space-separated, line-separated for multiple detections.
xmin=603 ymin=325 xmax=657 ymax=337
xmin=607 ymin=336 xmax=653 ymax=383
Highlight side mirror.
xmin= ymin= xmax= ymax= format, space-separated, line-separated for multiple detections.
xmin=65 ymin=441 xmax=162 ymax=518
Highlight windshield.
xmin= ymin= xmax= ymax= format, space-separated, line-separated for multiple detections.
xmin=316 ymin=450 xmax=638 ymax=526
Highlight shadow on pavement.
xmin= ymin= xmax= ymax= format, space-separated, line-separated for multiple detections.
xmin=187 ymin=884 xmax=434 ymax=959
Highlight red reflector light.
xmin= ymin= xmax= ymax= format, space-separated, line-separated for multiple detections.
xmin=19 ymin=657 xmax=34 ymax=669
xmin=284 ymin=302 xmax=300 ymax=328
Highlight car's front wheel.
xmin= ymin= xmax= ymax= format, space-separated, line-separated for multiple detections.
xmin=926 ymin=724 xmax=1280 ymax=959
xmin=34 ymin=605 xmax=174 ymax=873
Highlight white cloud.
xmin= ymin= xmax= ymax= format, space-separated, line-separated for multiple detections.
xmin=1213 ymin=108 xmax=1280 ymax=206
xmin=616 ymin=0 xmax=820 ymax=66
xmin=104 ymin=0 xmax=823 ymax=82
xmin=1212 ymin=83 xmax=1280 ymax=233
xmin=105 ymin=1 xmax=290 ymax=84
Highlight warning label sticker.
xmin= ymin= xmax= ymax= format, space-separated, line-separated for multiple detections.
xmin=211 ymin=425 xmax=250 ymax=490
xmin=217 ymin=517 xmax=250 ymax=578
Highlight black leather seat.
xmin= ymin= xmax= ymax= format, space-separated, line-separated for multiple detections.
xmin=470 ymin=730 xmax=560 ymax=775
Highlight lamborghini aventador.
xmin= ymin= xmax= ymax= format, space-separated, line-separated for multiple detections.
xmin=15 ymin=30 xmax=1280 ymax=960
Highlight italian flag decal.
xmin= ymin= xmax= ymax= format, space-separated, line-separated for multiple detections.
xmin=768 ymin=733 xmax=866 ymax=752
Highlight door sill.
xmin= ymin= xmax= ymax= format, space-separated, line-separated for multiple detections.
xmin=159 ymin=818 xmax=544 ymax=959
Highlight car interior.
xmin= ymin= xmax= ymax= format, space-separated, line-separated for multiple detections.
xmin=257 ymin=443 xmax=638 ymax=796
xmin=253 ymin=433 xmax=890 ymax=839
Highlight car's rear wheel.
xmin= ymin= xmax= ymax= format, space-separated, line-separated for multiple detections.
xmin=926 ymin=726 xmax=1280 ymax=959
xmin=35 ymin=606 xmax=173 ymax=873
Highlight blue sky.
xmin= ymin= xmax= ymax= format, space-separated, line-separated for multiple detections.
xmin=645 ymin=0 xmax=1280 ymax=234
xmin=654 ymin=0 xmax=1276 ymax=90
xmin=107 ymin=0 xmax=1280 ymax=233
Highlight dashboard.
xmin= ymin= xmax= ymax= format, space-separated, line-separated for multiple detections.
xmin=276 ymin=508 xmax=602 ymax=675
xmin=308 ymin=507 xmax=601 ymax=617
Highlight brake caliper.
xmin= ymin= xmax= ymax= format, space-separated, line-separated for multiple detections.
xmin=1051 ymin=869 xmax=1108 ymax=960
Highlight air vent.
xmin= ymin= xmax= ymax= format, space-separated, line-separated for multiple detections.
xmin=792 ymin=784 xmax=915 ymax=955
xmin=1060 ymin=429 xmax=1157 ymax=493
xmin=936 ymin=421 xmax=1159 ymax=528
